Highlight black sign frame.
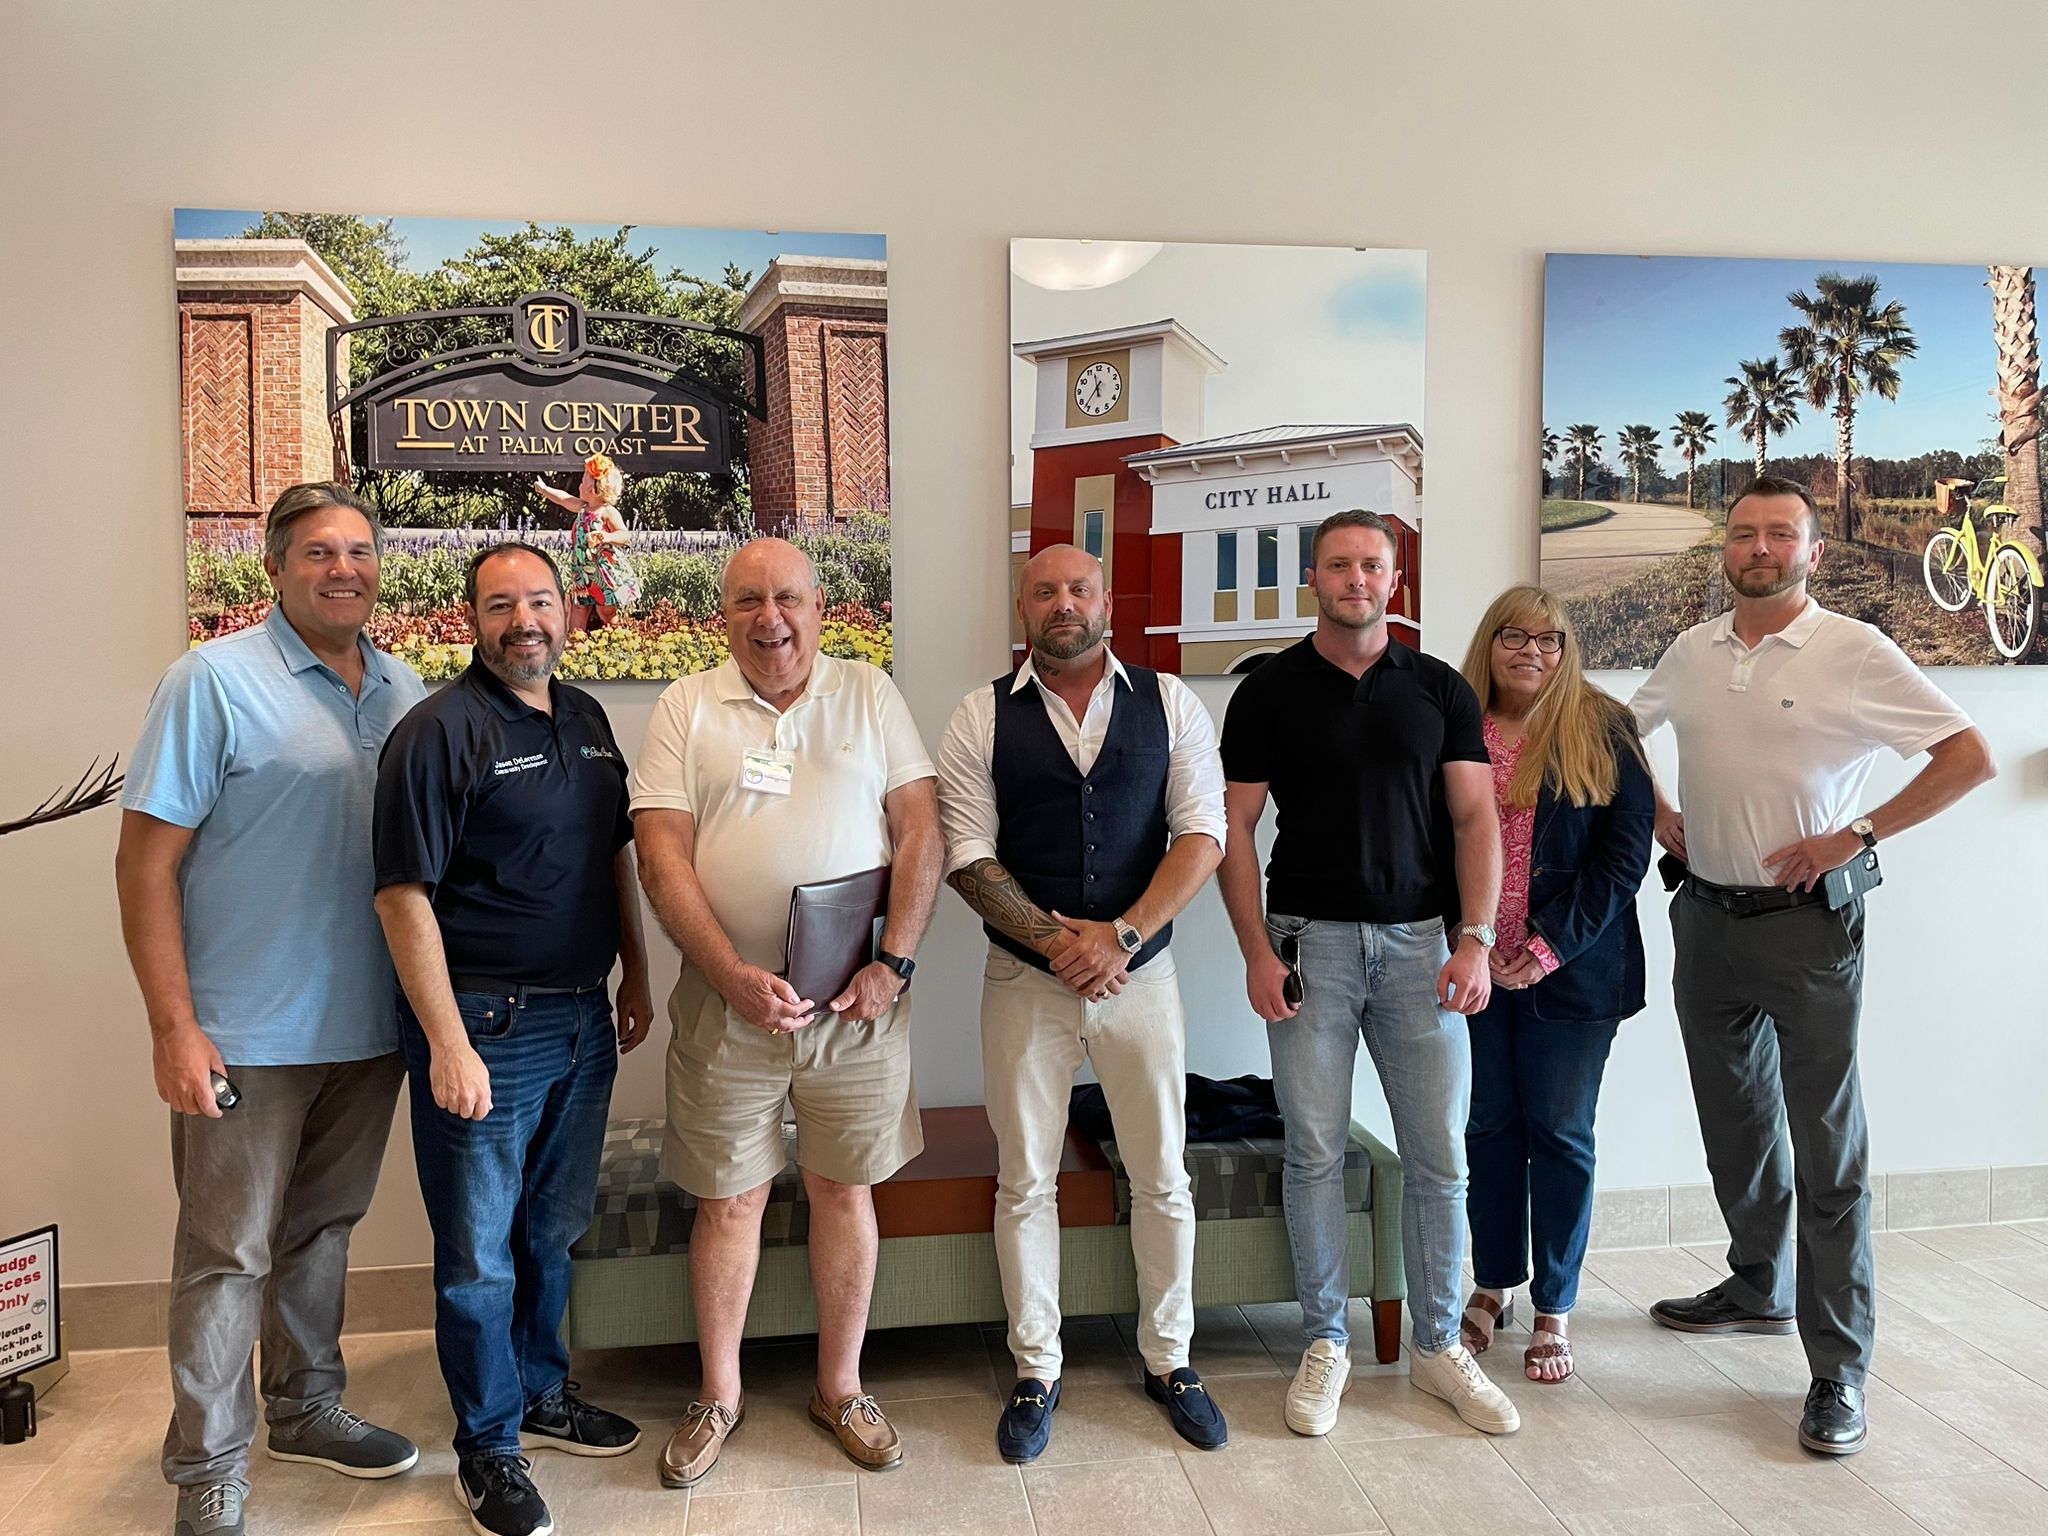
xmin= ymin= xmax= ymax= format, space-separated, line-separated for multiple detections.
xmin=326 ymin=291 xmax=766 ymax=477
xmin=0 ymin=1224 xmax=59 ymax=1381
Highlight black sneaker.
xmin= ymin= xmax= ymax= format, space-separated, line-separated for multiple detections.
xmin=1648 ymin=1284 xmax=1795 ymax=1335
xmin=1798 ymin=1380 xmax=1867 ymax=1456
xmin=995 ymin=1378 xmax=1060 ymax=1464
xmin=455 ymin=1453 xmax=553 ymax=1536
xmin=520 ymin=1379 xmax=641 ymax=1457
xmin=1145 ymin=1367 xmax=1228 ymax=1450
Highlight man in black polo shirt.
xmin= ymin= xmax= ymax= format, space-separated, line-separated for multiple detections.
xmin=1219 ymin=509 xmax=1516 ymax=1439
xmin=374 ymin=542 xmax=652 ymax=1536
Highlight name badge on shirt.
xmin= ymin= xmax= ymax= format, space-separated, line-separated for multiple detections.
xmin=741 ymin=747 xmax=795 ymax=797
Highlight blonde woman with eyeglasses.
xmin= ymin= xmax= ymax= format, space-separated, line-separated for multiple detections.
xmin=1453 ymin=585 xmax=1654 ymax=1383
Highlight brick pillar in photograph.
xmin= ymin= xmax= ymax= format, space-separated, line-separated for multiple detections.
xmin=174 ymin=239 xmax=356 ymax=518
xmin=736 ymin=256 xmax=889 ymax=532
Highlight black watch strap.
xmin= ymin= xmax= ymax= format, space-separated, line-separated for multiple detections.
xmin=877 ymin=949 xmax=915 ymax=986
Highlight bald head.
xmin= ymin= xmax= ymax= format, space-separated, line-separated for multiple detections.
xmin=723 ymin=536 xmax=825 ymax=700
xmin=721 ymin=536 xmax=819 ymax=603
xmin=1018 ymin=542 xmax=1111 ymax=663
xmin=1021 ymin=543 xmax=1104 ymax=592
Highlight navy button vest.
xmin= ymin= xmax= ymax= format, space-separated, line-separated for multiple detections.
xmin=988 ymin=664 xmax=1173 ymax=973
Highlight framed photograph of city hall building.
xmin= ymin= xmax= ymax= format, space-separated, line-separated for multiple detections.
xmin=175 ymin=209 xmax=894 ymax=681
xmin=1009 ymin=238 xmax=1427 ymax=675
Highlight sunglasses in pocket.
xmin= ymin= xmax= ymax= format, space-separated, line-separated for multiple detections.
xmin=1277 ymin=932 xmax=1305 ymax=1008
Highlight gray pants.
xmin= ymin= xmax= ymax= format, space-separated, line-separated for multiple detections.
xmin=1672 ymin=890 xmax=1872 ymax=1386
xmin=162 ymin=1054 xmax=404 ymax=1487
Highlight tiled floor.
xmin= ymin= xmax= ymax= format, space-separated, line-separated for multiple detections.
xmin=9 ymin=1223 xmax=2048 ymax=1534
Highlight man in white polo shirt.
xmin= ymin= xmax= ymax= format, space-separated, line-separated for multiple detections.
xmin=1631 ymin=476 xmax=1993 ymax=1458
xmin=630 ymin=537 xmax=943 ymax=1491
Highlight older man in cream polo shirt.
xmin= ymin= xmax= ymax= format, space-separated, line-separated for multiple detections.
xmin=630 ymin=537 xmax=943 ymax=1490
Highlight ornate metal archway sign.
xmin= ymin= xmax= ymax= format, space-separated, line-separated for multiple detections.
xmin=327 ymin=291 xmax=766 ymax=475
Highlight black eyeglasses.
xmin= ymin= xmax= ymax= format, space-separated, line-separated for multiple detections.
xmin=1495 ymin=626 xmax=1566 ymax=655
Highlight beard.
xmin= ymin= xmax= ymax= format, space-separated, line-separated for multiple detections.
xmin=1317 ymin=588 xmax=1389 ymax=631
xmin=480 ymin=624 xmax=564 ymax=685
xmin=1726 ymin=555 xmax=1812 ymax=599
xmin=1033 ymin=611 xmax=1106 ymax=659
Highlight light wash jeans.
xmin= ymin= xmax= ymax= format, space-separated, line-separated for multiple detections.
xmin=1266 ymin=913 xmax=1470 ymax=1354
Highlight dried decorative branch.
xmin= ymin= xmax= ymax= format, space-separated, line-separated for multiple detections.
xmin=0 ymin=757 xmax=125 ymax=837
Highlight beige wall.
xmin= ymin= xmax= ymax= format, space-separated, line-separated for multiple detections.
xmin=4 ymin=0 xmax=2047 ymax=1284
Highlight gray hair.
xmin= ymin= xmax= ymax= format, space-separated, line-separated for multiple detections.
xmin=720 ymin=537 xmax=821 ymax=602
xmin=263 ymin=482 xmax=383 ymax=567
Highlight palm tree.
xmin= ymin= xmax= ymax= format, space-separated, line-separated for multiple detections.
xmin=1563 ymin=424 xmax=1603 ymax=500
xmin=1617 ymin=424 xmax=1662 ymax=503
xmin=1989 ymin=265 xmax=2044 ymax=556
xmin=1541 ymin=424 xmax=1559 ymax=495
xmin=1781 ymin=272 xmax=1917 ymax=541
xmin=1724 ymin=357 xmax=1802 ymax=481
xmin=1670 ymin=410 xmax=1717 ymax=510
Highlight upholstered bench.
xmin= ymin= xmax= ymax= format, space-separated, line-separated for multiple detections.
xmin=564 ymin=1107 xmax=1406 ymax=1363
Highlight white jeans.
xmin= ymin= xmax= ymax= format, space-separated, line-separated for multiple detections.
xmin=980 ymin=943 xmax=1195 ymax=1380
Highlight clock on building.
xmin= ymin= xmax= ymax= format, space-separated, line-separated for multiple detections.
xmin=1073 ymin=360 xmax=1122 ymax=416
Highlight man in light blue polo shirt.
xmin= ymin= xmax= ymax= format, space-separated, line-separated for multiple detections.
xmin=116 ymin=483 xmax=428 ymax=1536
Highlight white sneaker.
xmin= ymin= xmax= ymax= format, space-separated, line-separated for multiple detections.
xmin=1409 ymin=1341 xmax=1519 ymax=1434
xmin=1285 ymin=1339 xmax=1351 ymax=1436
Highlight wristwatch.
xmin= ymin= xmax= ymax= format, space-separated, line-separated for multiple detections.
xmin=876 ymin=949 xmax=916 ymax=988
xmin=1459 ymin=923 xmax=1498 ymax=948
xmin=1850 ymin=817 xmax=1877 ymax=850
xmin=1112 ymin=918 xmax=1145 ymax=955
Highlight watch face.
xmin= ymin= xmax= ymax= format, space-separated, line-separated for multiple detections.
xmin=1074 ymin=361 xmax=1122 ymax=416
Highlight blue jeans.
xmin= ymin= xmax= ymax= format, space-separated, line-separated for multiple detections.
xmin=1465 ymin=991 xmax=1618 ymax=1315
xmin=398 ymin=987 xmax=618 ymax=1457
xmin=1266 ymin=914 xmax=1470 ymax=1354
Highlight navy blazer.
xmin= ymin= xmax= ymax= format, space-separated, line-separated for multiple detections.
xmin=1517 ymin=728 xmax=1655 ymax=1024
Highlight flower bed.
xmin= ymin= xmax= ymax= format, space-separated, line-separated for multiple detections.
xmin=189 ymin=600 xmax=893 ymax=682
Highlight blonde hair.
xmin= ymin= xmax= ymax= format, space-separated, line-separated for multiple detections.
xmin=583 ymin=453 xmax=624 ymax=506
xmin=1458 ymin=584 xmax=1640 ymax=809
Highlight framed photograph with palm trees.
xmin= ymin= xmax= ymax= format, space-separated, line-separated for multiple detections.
xmin=1540 ymin=253 xmax=2045 ymax=667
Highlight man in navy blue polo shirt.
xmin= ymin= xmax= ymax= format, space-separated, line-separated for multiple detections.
xmin=374 ymin=542 xmax=652 ymax=1536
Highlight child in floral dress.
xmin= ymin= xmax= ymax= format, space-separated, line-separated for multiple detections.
xmin=534 ymin=453 xmax=640 ymax=632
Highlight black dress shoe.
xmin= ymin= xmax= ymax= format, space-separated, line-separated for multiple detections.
xmin=996 ymin=1379 xmax=1060 ymax=1464
xmin=1799 ymin=1379 xmax=1866 ymax=1455
xmin=1648 ymin=1284 xmax=1795 ymax=1335
xmin=1145 ymin=1368 xmax=1227 ymax=1450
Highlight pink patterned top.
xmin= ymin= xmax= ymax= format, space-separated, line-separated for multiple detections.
xmin=1483 ymin=714 xmax=1559 ymax=974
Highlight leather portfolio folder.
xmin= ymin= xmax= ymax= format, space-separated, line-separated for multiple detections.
xmin=783 ymin=865 xmax=890 ymax=1018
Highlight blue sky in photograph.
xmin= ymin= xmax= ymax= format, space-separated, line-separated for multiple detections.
xmin=175 ymin=209 xmax=883 ymax=284
xmin=1543 ymin=253 xmax=2033 ymax=466
xmin=1009 ymin=242 xmax=1426 ymax=502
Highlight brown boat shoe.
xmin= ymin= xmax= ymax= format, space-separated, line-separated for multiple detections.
xmin=808 ymin=1390 xmax=903 ymax=1470
xmin=659 ymin=1397 xmax=743 ymax=1488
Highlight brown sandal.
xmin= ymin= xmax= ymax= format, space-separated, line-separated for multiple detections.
xmin=1460 ymin=1291 xmax=1514 ymax=1355
xmin=1524 ymin=1317 xmax=1573 ymax=1382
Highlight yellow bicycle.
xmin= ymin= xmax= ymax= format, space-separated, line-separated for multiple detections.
xmin=1922 ymin=476 xmax=2043 ymax=659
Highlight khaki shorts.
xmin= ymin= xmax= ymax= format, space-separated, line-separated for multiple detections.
xmin=661 ymin=964 xmax=923 ymax=1199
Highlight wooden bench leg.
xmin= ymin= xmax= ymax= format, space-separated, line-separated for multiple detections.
xmin=1373 ymin=1297 xmax=1402 ymax=1364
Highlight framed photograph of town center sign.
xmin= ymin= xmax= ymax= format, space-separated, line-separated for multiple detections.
xmin=175 ymin=210 xmax=896 ymax=682
xmin=1009 ymin=238 xmax=1426 ymax=676
xmin=1541 ymin=253 xmax=2047 ymax=668
xmin=0 ymin=1226 xmax=59 ymax=1379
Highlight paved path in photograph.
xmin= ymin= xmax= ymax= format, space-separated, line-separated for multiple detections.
xmin=1540 ymin=500 xmax=1714 ymax=597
